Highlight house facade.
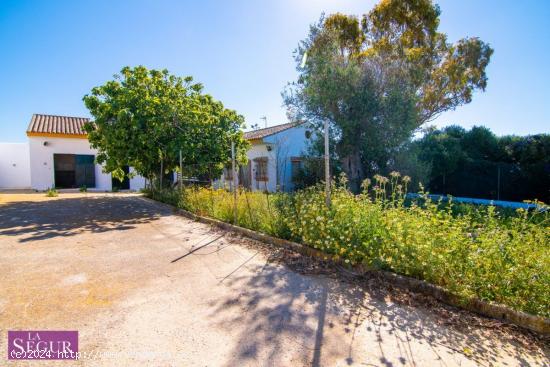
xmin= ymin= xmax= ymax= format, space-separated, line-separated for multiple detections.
xmin=0 ymin=115 xmax=311 ymax=192
xmin=0 ymin=114 xmax=146 ymax=191
xmin=221 ymin=122 xmax=311 ymax=192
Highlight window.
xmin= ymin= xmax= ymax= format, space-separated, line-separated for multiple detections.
xmin=254 ymin=157 xmax=268 ymax=181
xmin=291 ymin=157 xmax=304 ymax=180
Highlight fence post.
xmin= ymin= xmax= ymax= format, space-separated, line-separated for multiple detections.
xmin=324 ymin=118 xmax=331 ymax=207
xmin=179 ymin=149 xmax=183 ymax=192
xmin=159 ymin=157 xmax=163 ymax=190
xmin=497 ymin=165 xmax=501 ymax=200
xmin=231 ymin=141 xmax=238 ymax=224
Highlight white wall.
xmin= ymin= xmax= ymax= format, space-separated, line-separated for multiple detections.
xmin=129 ymin=167 xmax=146 ymax=190
xmin=0 ymin=143 xmax=31 ymax=189
xmin=246 ymin=143 xmax=278 ymax=192
xmin=28 ymin=136 xmax=146 ymax=191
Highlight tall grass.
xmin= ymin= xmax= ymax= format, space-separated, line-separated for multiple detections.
xmin=145 ymin=174 xmax=549 ymax=318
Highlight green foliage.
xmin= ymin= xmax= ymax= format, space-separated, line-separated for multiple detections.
xmin=45 ymin=187 xmax=58 ymax=197
xmin=415 ymin=126 xmax=550 ymax=202
xmin=147 ymin=176 xmax=549 ymax=317
xmin=79 ymin=185 xmax=87 ymax=192
xmin=83 ymin=66 xmax=249 ymax=184
xmin=284 ymin=0 xmax=493 ymax=189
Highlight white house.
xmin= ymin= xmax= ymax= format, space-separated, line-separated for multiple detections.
xmin=220 ymin=122 xmax=311 ymax=192
xmin=11 ymin=114 xmax=146 ymax=191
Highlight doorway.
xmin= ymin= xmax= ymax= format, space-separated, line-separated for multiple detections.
xmin=54 ymin=154 xmax=95 ymax=188
xmin=112 ymin=166 xmax=130 ymax=190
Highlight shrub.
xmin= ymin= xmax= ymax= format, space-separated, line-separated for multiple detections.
xmin=79 ymin=185 xmax=87 ymax=192
xmin=145 ymin=176 xmax=550 ymax=318
xmin=45 ymin=187 xmax=58 ymax=197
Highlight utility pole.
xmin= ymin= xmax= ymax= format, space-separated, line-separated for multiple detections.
xmin=231 ymin=141 xmax=238 ymax=224
xmin=324 ymin=119 xmax=331 ymax=207
xmin=261 ymin=116 xmax=267 ymax=129
xmin=179 ymin=149 xmax=183 ymax=192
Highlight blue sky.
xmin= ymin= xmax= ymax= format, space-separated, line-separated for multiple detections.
xmin=1 ymin=0 xmax=548 ymax=142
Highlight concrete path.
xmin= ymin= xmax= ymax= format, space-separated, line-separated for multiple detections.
xmin=0 ymin=193 xmax=547 ymax=366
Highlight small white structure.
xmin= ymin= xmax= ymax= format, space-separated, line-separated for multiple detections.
xmin=0 ymin=143 xmax=31 ymax=189
xmin=12 ymin=114 xmax=145 ymax=191
xmin=221 ymin=122 xmax=311 ymax=192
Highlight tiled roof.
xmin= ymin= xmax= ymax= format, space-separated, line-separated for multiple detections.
xmin=26 ymin=114 xmax=90 ymax=136
xmin=244 ymin=122 xmax=302 ymax=140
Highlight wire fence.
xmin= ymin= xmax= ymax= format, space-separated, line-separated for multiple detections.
xmin=147 ymin=156 xmax=548 ymax=216
xmin=162 ymin=157 xmax=330 ymax=194
xmin=425 ymin=161 xmax=549 ymax=203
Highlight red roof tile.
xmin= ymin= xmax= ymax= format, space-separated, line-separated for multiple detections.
xmin=26 ymin=114 xmax=90 ymax=136
xmin=243 ymin=122 xmax=302 ymax=140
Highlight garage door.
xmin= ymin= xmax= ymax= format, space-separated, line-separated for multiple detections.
xmin=54 ymin=154 xmax=95 ymax=188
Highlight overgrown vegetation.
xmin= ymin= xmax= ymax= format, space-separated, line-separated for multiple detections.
xmin=146 ymin=175 xmax=549 ymax=318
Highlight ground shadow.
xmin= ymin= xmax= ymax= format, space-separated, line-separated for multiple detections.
xmin=206 ymin=245 xmax=550 ymax=366
xmin=0 ymin=196 xmax=167 ymax=242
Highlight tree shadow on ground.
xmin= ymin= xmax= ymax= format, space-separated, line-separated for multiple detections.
xmin=207 ymin=244 xmax=549 ymax=367
xmin=0 ymin=196 xmax=167 ymax=243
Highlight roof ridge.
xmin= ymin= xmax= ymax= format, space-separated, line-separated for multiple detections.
xmin=246 ymin=121 xmax=295 ymax=133
xmin=32 ymin=113 xmax=89 ymax=120
xmin=243 ymin=121 xmax=304 ymax=140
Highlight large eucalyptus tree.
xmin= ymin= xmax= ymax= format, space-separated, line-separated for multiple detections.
xmin=285 ymin=0 xmax=493 ymax=190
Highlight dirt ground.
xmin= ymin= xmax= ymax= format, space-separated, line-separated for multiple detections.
xmin=0 ymin=192 xmax=548 ymax=366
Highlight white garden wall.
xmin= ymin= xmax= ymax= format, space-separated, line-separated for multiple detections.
xmin=0 ymin=143 xmax=31 ymax=189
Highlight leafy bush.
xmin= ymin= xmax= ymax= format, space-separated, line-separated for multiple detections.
xmin=45 ymin=187 xmax=58 ymax=197
xmin=79 ymin=185 xmax=87 ymax=192
xmin=146 ymin=175 xmax=549 ymax=317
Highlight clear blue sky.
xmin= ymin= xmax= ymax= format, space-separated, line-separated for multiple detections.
xmin=1 ymin=0 xmax=548 ymax=142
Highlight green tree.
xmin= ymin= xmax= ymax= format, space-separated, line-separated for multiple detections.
xmin=284 ymin=0 xmax=493 ymax=190
xmin=83 ymin=66 xmax=248 ymax=186
xmin=415 ymin=126 xmax=549 ymax=202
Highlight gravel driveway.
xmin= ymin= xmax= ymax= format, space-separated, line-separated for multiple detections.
xmin=0 ymin=193 xmax=547 ymax=366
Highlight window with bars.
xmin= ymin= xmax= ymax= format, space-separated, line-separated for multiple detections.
xmin=254 ymin=157 xmax=268 ymax=181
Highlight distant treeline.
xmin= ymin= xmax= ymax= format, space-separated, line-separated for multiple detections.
xmin=397 ymin=126 xmax=550 ymax=203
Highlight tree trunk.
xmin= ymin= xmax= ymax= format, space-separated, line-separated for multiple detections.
xmin=341 ymin=150 xmax=364 ymax=193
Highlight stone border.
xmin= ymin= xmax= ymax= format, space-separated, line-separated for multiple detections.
xmin=140 ymin=196 xmax=550 ymax=335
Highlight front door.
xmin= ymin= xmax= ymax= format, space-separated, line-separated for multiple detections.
xmin=54 ymin=154 xmax=76 ymax=188
xmin=75 ymin=155 xmax=95 ymax=188
xmin=238 ymin=161 xmax=252 ymax=189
